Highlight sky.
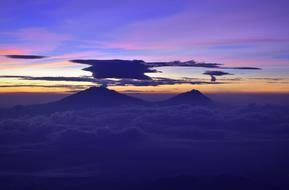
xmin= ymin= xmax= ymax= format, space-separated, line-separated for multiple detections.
xmin=0 ymin=0 xmax=289 ymax=97
xmin=1 ymin=1 xmax=289 ymax=187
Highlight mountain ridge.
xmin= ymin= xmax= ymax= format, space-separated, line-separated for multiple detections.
xmin=1 ymin=86 xmax=213 ymax=117
xmin=56 ymin=86 xmax=212 ymax=107
xmin=54 ymin=86 xmax=146 ymax=108
xmin=160 ymin=89 xmax=212 ymax=105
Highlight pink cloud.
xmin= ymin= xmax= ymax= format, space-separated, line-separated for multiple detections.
xmin=1 ymin=28 xmax=72 ymax=53
xmin=53 ymin=51 xmax=108 ymax=60
xmin=0 ymin=46 xmax=29 ymax=64
xmin=97 ymin=3 xmax=289 ymax=52
xmin=0 ymin=47 xmax=27 ymax=55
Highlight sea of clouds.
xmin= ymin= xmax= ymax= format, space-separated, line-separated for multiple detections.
xmin=0 ymin=104 xmax=289 ymax=189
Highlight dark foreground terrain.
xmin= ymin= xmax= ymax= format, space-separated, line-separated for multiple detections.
xmin=0 ymin=88 xmax=288 ymax=189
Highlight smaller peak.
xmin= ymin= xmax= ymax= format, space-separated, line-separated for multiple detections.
xmin=89 ymin=84 xmax=108 ymax=89
xmin=96 ymin=85 xmax=111 ymax=92
xmin=83 ymin=86 xmax=98 ymax=92
xmin=98 ymin=84 xmax=108 ymax=88
xmin=87 ymin=86 xmax=98 ymax=90
xmin=189 ymin=89 xmax=201 ymax=94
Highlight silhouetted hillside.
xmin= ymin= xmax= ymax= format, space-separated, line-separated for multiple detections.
xmin=53 ymin=86 xmax=145 ymax=108
xmin=161 ymin=89 xmax=212 ymax=105
xmin=0 ymin=87 xmax=214 ymax=117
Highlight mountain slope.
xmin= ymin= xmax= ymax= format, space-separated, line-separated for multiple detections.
xmin=1 ymin=88 xmax=213 ymax=118
xmin=51 ymin=86 xmax=146 ymax=109
xmin=161 ymin=89 xmax=212 ymax=105
xmin=3 ymin=86 xmax=145 ymax=116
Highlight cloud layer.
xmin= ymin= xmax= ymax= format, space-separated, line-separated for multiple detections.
xmin=71 ymin=59 xmax=157 ymax=80
xmin=0 ymin=104 xmax=288 ymax=183
xmin=71 ymin=59 xmax=261 ymax=81
xmin=0 ymin=75 xmax=221 ymax=88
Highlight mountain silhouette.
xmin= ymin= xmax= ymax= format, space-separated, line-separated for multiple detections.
xmin=60 ymin=86 xmax=143 ymax=105
xmin=49 ymin=86 xmax=146 ymax=109
xmin=1 ymin=87 xmax=213 ymax=117
xmin=48 ymin=87 xmax=212 ymax=108
xmin=161 ymin=89 xmax=212 ymax=105
xmin=1 ymin=86 xmax=145 ymax=116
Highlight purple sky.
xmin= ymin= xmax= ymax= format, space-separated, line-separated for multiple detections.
xmin=0 ymin=0 xmax=289 ymax=62
xmin=0 ymin=0 xmax=289 ymax=97
xmin=1 ymin=0 xmax=288 ymax=62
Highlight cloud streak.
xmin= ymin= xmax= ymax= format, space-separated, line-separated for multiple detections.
xmin=5 ymin=55 xmax=48 ymax=59
xmin=203 ymin=71 xmax=232 ymax=82
xmin=71 ymin=59 xmax=261 ymax=81
xmin=0 ymin=75 xmax=222 ymax=87
xmin=71 ymin=59 xmax=157 ymax=80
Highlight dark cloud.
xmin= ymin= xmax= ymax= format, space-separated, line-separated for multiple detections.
xmin=5 ymin=55 xmax=48 ymax=59
xmin=146 ymin=60 xmax=261 ymax=70
xmin=226 ymin=66 xmax=261 ymax=70
xmin=70 ymin=59 xmax=261 ymax=81
xmin=203 ymin=70 xmax=232 ymax=82
xmin=0 ymin=56 xmax=259 ymax=88
xmin=249 ymin=77 xmax=288 ymax=83
xmin=71 ymin=59 xmax=157 ymax=80
xmin=203 ymin=71 xmax=232 ymax=76
xmin=0 ymin=84 xmax=89 ymax=90
xmin=102 ymin=77 xmax=222 ymax=86
xmin=0 ymin=75 xmax=223 ymax=87
xmin=0 ymin=75 xmax=95 ymax=82
xmin=70 ymin=59 xmax=225 ymax=80
xmin=145 ymin=60 xmax=222 ymax=68
xmin=248 ymin=78 xmax=289 ymax=84
xmin=23 ymin=76 xmax=94 ymax=82
xmin=249 ymin=77 xmax=284 ymax=81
